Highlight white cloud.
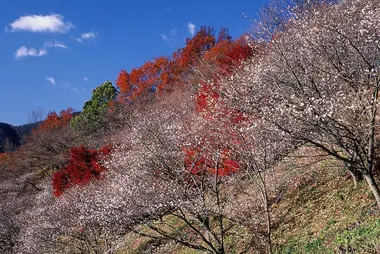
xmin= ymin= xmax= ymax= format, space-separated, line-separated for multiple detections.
xmin=161 ymin=28 xmax=178 ymax=46
xmin=188 ymin=22 xmax=195 ymax=36
xmin=170 ymin=29 xmax=177 ymax=36
xmin=14 ymin=40 xmax=67 ymax=60
xmin=63 ymin=81 xmax=79 ymax=93
xmin=160 ymin=34 xmax=170 ymax=42
xmin=45 ymin=77 xmax=56 ymax=85
xmin=44 ymin=40 xmax=69 ymax=49
xmin=77 ymin=32 xmax=98 ymax=43
xmin=14 ymin=46 xmax=47 ymax=59
xmin=7 ymin=14 xmax=73 ymax=33
xmin=83 ymin=77 xmax=89 ymax=81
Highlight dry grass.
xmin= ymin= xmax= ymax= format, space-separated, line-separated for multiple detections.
xmin=117 ymin=146 xmax=380 ymax=253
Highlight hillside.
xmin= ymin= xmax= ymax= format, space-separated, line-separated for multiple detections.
xmin=0 ymin=121 xmax=40 ymax=152
xmin=0 ymin=122 xmax=21 ymax=152
xmin=116 ymin=148 xmax=380 ymax=253
xmin=1 ymin=0 xmax=380 ymax=253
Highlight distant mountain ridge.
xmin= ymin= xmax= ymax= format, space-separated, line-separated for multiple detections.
xmin=0 ymin=121 xmax=40 ymax=152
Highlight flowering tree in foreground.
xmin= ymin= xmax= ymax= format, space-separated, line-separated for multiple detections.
xmin=17 ymin=88 xmax=252 ymax=253
xmin=197 ymin=76 xmax=290 ymax=253
xmin=104 ymin=89 xmax=245 ymax=253
xmin=222 ymin=0 xmax=380 ymax=209
xmin=0 ymin=151 xmax=45 ymax=254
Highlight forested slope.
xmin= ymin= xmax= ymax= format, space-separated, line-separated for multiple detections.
xmin=0 ymin=0 xmax=379 ymax=253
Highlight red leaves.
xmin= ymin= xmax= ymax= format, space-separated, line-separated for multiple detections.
xmin=116 ymin=57 xmax=174 ymax=101
xmin=52 ymin=145 xmax=112 ymax=197
xmin=113 ymin=26 xmax=256 ymax=184
xmin=204 ymin=35 xmax=253 ymax=76
xmin=220 ymin=159 xmax=240 ymax=174
xmin=33 ymin=107 xmax=74 ymax=135
xmin=173 ymin=26 xmax=216 ymax=71
xmin=196 ymin=82 xmax=220 ymax=114
xmin=116 ymin=26 xmax=254 ymax=105
xmin=116 ymin=69 xmax=130 ymax=95
xmin=183 ymin=147 xmax=239 ymax=177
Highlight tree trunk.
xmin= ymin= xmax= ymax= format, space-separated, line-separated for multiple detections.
xmin=365 ymin=85 xmax=380 ymax=210
xmin=363 ymin=173 xmax=380 ymax=210
xmin=261 ymin=179 xmax=272 ymax=254
xmin=348 ymin=168 xmax=363 ymax=188
xmin=264 ymin=202 xmax=272 ymax=254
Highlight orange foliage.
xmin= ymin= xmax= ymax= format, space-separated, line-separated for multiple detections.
xmin=116 ymin=26 xmax=253 ymax=103
xmin=114 ymin=26 xmax=255 ymax=182
xmin=116 ymin=69 xmax=130 ymax=94
xmin=0 ymin=152 xmax=10 ymax=165
xmin=116 ymin=57 xmax=174 ymax=101
xmin=196 ymin=81 xmax=220 ymax=116
xmin=183 ymin=147 xmax=240 ymax=177
xmin=172 ymin=26 xmax=216 ymax=73
xmin=204 ymin=36 xmax=253 ymax=76
xmin=33 ymin=107 xmax=74 ymax=134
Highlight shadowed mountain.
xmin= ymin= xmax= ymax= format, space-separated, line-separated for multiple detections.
xmin=13 ymin=122 xmax=41 ymax=140
xmin=0 ymin=122 xmax=21 ymax=152
xmin=0 ymin=121 xmax=44 ymax=152
xmin=0 ymin=112 xmax=80 ymax=153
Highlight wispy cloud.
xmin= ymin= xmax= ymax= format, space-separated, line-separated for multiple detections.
xmin=7 ymin=14 xmax=73 ymax=33
xmin=15 ymin=40 xmax=69 ymax=60
xmin=187 ymin=22 xmax=196 ymax=36
xmin=83 ymin=77 xmax=89 ymax=82
xmin=45 ymin=77 xmax=56 ymax=85
xmin=62 ymin=81 xmax=79 ymax=93
xmin=44 ymin=40 xmax=69 ymax=49
xmin=161 ymin=34 xmax=170 ymax=42
xmin=170 ymin=29 xmax=177 ymax=36
xmin=14 ymin=46 xmax=47 ymax=59
xmin=160 ymin=28 xmax=178 ymax=47
xmin=77 ymin=32 xmax=98 ymax=43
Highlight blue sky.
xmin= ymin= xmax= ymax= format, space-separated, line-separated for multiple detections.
xmin=0 ymin=0 xmax=263 ymax=126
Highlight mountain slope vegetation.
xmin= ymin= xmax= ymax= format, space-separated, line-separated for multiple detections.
xmin=0 ymin=0 xmax=379 ymax=253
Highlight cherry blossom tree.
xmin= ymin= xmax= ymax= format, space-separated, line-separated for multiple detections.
xmin=16 ymin=88 xmax=249 ymax=254
xmin=222 ymin=0 xmax=380 ymax=209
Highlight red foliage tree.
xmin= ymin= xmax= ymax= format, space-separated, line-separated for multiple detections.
xmin=186 ymin=32 xmax=254 ymax=180
xmin=33 ymin=107 xmax=74 ymax=134
xmin=114 ymin=26 xmax=254 ymax=182
xmin=116 ymin=69 xmax=130 ymax=95
xmin=204 ymin=35 xmax=253 ymax=76
xmin=116 ymin=27 xmax=252 ymax=103
xmin=52 ymin=145 xmax=112 ymax=197
xmin=173 ymin=26 xmax=216 ymax=72
xmin=183 ymin=146 xmax=240 ymax=178
xmin=116 ymin=57 xmax=174 ymax=101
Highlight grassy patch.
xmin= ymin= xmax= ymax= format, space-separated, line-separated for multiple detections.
xmin=277 ymin=236 xmax=332 ymax=254
xmin=118 ymin=147 xmax=380 ymax=253
xmin=272 ymin=148 xmax=379 ymax=253
xmin=335 ymin=219 xmax=380 ymax=253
